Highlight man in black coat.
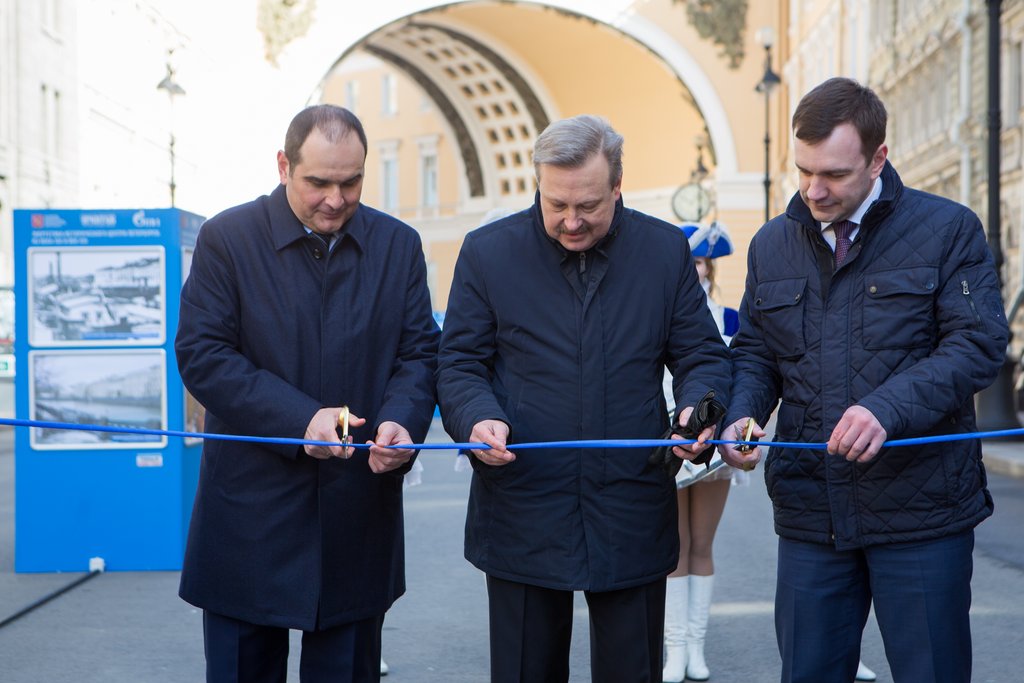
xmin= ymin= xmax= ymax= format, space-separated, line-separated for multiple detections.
xmin=437 ymin=114 xmax=732 ymax=682
xmin=175 ymin=105 xmax=439 ymax=683
xmin=718 ymin=78 xmax=1009 ymax=683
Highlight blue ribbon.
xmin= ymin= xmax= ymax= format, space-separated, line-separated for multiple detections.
xmin=3 ymin=417 xmax=1024 ymax=451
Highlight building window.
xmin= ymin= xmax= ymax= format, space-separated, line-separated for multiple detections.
xmin=39 ymin=84 xmax=61 ymax=158
xmin=40 ymin=84 xmax=48 ymax=152
xmin=382 ymin=158 xmax=398 ymax=211
xmin=52 ymin=89 xmax=61 ymax=155
xmin=379 ymin=139 xmax=400 ymax=212
xmin=42 ymin=0 xmax=60 ymax=36
xmin=381 ymin=73 xmax=397 ymax=117
xmin=421 ymin=154 xmax=438 ymax=209
xmin=416 ymin=135 xmax=440 ymax=214
xmin=1007 ymin=42 xmax=1022 ymax=129
xmin=344 ymin=80 xmax=359 ymax=113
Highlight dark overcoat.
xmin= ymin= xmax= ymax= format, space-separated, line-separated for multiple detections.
xmin=175 ymin=185 xmax=439 ymax=630
xmin=436 ymin=199 xmax=732 ymax=592
xmin=726 ymin=162 xmax=1008 ymax=549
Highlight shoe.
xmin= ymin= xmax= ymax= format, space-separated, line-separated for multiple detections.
xmin=662 ymin=576 xmax=688 ymax=683
xmin=855 ymin=660 xmax=876 ymax=681
xmin=380 ymin=657 xmax=389 ymax=676
xmin=685 ymin=574 xmax=714 ymax=681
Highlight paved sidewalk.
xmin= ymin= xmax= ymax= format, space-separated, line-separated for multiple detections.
xmin=1 ymin=419 xmax=1022 ymax=682
xmin=982 ymin=436 xmax=1024 ymax=478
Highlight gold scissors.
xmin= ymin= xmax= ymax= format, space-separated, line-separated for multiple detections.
xmin=738 ymin=418 xmax=757 ymax=470
xmin=337 ymin=405 xmax=350 ymax=446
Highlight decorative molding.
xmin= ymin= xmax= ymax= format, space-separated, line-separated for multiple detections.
xmin=674 ymin=0 xmax=748 ymax=69
xmin=409 ymin=22 xmax=550 ymax=135
xmin=257 ymin=0 xmax=316 ymax=67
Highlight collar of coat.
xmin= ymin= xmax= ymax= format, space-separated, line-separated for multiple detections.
xmin=531 ymin=191 xmax=625 ymax=258
xmin=785 ymin=159 xmax=903 ymax=233
xmin=267 ymin=183 xmax=367 ymax=254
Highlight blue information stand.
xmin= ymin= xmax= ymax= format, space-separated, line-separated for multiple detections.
xmin=13 ymin=208 xmax=204 ymax=572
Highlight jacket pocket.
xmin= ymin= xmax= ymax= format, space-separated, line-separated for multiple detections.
xmin=862 ymin=266 xmax=938 ymax=349
xmin=958 ymin=263 xmax=1005 ymax=335
xmin=753 ymin=277 xmax=807 ymax=359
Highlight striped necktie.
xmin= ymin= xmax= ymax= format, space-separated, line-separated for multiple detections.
xmin=833 ymin=220 xmax=854 ymax=268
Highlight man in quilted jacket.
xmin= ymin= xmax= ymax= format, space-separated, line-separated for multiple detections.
xmin=718 ymin=77 xmax=1009 ymax=683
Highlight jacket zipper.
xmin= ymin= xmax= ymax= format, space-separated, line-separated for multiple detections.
xmin=579 ymin=251 xmax=587 ymax=281
xmin=961 ymin=279 xmax=982 ymax=325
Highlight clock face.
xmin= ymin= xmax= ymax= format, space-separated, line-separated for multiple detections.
xmin=672 ymin=183 xmax=710 ymax=222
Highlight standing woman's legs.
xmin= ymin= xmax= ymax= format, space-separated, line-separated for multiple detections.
xmin=684 ymin=478 xmax=730 ymax=681
xmin=687 ymin=478 xmax=730 ymax=575
xmin=663 ymin=487 xmax=691 ymax=682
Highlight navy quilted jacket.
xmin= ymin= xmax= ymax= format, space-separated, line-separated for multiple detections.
xmin=727 ymin=162 xmax=1008 ymax=549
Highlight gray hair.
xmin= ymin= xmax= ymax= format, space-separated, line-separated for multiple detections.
xmin=533 ymin=115 xmax=624 ymax=188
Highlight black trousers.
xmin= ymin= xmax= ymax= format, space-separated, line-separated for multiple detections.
xmin=486 ymin=574 xmax=666 ymax=683
xmin=203 ymin=609 xmax=383 ymax=683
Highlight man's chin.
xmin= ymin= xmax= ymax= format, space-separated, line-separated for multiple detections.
xmin=314 ymin=220 xmax=345 ymax=234
xmin=809 ymin=210 xmax=838 ymax=223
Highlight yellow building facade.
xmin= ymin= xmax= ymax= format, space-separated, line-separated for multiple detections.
xmin=304 ymin=0 xmax=778 ymax=312
xmin=260 ymin=0 xmax=1024 ymax=371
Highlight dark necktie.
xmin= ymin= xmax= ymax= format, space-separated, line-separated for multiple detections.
xmin=833 ymin=220 xmax=854 ymax=268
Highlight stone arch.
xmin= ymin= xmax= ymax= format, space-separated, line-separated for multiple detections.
xmin=291 ymin=1 xmax=743 ymax=209
xmin=336 ymin=19 xmax=551 ymax=202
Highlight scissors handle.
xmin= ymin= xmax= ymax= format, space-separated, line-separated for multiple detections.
xmin=337 ymin=406 xmax=350 ymax=443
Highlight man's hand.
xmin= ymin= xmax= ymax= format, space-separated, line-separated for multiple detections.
xmin=367 ymin=421 xmax=416 ymax=473
xmin=828 ymin=405 xmax=887 ymax=463
xmin=469 ymin=419 xmax=516 ymax=466
xmin=304 ymin=407 xmax=367 ymax=460
xmin=717 ymin=416 xmax=765 ymax=470
xmin=670 ymin=406 xmax=715 ymax=460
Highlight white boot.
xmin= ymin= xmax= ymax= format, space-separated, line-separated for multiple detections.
xmin=855 ymin=660 xmax=876 ymax=681
xmin=380 ymin=657 xmax=389 ymax=676
xmin=686 ymin=574 xmax=714 ymax=681
xmin=662 ymin=576 xmax=688 ymax=683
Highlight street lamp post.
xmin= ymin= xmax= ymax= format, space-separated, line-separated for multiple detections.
xmin=755 ymin=27 xmax=781 ymax=225
xmin=156 ymin=56 xmax=185 ymax=207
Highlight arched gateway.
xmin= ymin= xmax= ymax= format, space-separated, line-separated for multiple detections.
xmin=266 ymin=0 xmax=769 ymax=309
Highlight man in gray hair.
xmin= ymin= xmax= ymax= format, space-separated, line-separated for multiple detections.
xmin=437 ymin=115 xmax=732 ymax=682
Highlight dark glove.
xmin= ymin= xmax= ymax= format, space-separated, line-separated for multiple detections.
xmin=648 ymin=389 xmax=727 ymax=478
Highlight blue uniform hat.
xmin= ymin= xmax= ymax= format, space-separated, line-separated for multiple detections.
xmin=680 ymin=221 xmax=734 ymax=259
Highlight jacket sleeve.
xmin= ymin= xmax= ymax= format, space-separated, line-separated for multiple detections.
xmin=724 ymin=234 xmax=783 ymax=427
xmin=373 ymin=233 xmax=441 ymax=444
xmin=666 ymin=239 xmax=733 ymax=414
xmin=436 ymin=234 xmax=510 ymax=443
xmin=175 ymin=219 xmax=321 ymax=459
xmin=857 ymin=210 xmax=1010 ymax=437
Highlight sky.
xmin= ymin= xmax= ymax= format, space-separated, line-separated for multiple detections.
xmin=77 ymin=0 xmax=641 ymax=218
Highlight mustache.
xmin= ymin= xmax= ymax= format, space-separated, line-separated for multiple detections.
xmin=557 ymin=223 xmax=589 ymax=234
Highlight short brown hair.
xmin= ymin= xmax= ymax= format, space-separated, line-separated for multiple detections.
xmin=792 ymin=77 xmax=886 ymax=163
xmin=283 ymin=104 xmax=367 ymax=168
